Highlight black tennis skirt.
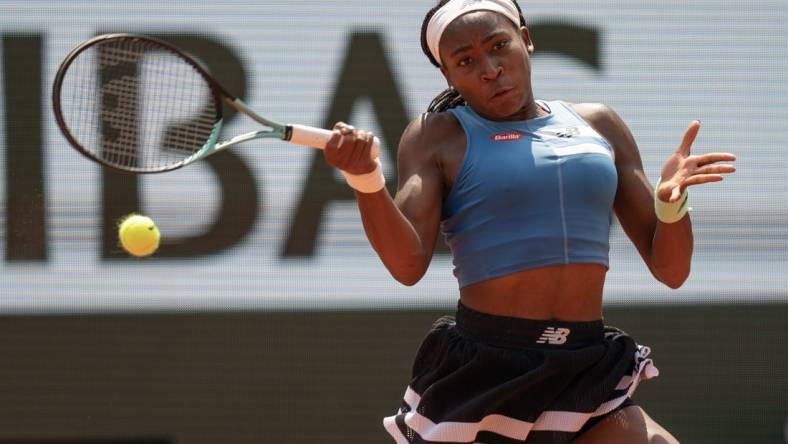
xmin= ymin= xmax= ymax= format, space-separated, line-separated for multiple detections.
xmin=383 ymin=302 xmax=658 ymax=444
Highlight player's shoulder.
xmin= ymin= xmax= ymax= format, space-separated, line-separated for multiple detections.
xmin=567 ymin=102 xmax=620 ymax=127
xmin=399 ymin=111 xmax=463 ymax=158
xmin=402 ymin=111 xmax=462 ymax=139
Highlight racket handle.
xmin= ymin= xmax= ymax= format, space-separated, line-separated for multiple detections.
xmin=288 ymin=124 xmax=380 ymax=159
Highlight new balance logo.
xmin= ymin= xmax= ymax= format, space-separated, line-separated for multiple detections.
xmin=536 ymin=327 xmax=571 ymax=345
xmin=536 ymin=127 xmax=580 ymax=139
xmin=556 ymin=127 xmax=580 ymax=138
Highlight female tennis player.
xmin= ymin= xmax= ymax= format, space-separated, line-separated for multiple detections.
xmin=324 ymin=1 xmax=735 ymax=442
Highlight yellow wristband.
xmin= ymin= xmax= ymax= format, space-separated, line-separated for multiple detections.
xmin=654 ymin=178 xmax=691 ymax=223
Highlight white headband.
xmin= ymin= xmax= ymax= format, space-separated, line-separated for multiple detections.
xmin=426 ymin=0 xmax=521 ymax=66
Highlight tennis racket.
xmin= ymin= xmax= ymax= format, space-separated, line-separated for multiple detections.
xmin=52 ymin=33 xmax=380 ymax=173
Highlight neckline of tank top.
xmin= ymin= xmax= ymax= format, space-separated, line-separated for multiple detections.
xmin=463 ymin=99 xmax=555 ymax=126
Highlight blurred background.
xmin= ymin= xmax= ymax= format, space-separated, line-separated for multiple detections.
xmin=0 ymin=1 xmax=786 ymax=443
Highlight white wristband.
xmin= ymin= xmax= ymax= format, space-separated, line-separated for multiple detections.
xmin=340 ymin=159 xmax=385 ymax=194
xmin=654 ymin=177 xmax=691 ymax=224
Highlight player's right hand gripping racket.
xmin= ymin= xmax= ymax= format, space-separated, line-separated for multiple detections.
xmin=52 ymin=33 xmax=379 ymax=173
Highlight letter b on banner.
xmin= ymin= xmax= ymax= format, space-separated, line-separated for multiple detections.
xmin=101 ymin=33 xmax=259 ymax=259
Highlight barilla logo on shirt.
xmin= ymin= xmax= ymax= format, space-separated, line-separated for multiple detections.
xmin=490 ymin=131 xmax=523 ymax=142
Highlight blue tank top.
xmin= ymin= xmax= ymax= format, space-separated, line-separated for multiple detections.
xmin=442 ymin=100 xmax=617 ymax=288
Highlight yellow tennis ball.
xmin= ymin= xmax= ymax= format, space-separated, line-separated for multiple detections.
xmin=118 ymin=214 xmax=160 ymax=257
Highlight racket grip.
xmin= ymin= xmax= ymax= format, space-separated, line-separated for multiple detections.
xmin=288 ymin=124 xmax=380 ymax=159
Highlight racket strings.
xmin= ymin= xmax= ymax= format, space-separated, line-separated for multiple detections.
xmin=58 ymin=37 xmax=219 ymax=172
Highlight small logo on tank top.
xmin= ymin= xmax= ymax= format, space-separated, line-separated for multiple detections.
xmin=537 ymin=126 xmax=580 ymax=139
xmin=536 ymin=327 xmax=571 ymax=345
xmin=490 ymin=131 xmax=523 ymax=142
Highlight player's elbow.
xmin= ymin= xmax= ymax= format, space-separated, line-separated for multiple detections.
xmin=662 ymin=277 xmax=686 ymax=290
xmin=395 ymin=274 xmax=423 ymax=287
xmin=388 ymin=256 xmax=429 ymax=287
xmin=391 ymin=266 xmax=427 ymax=287
xmin=654 ymin=266 xmax=690 ymax=289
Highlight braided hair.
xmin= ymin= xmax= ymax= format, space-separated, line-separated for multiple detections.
xmin=420 ymin=0 xmax=527 ymax=113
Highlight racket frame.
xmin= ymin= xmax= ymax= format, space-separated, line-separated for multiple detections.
xmin=52 ymin=33 xmax=336 ymax=174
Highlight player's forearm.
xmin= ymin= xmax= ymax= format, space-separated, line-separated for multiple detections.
xmin=649 ymin=215 xmax=694 ymax=289
xmin=355 ymin=190 xmax=430 ymax=286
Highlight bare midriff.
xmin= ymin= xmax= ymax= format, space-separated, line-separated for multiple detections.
xmin=459 ymin=263 xmax=607 ymax=322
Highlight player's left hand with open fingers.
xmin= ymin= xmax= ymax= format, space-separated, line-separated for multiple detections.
xmin=657 ymin=120 xmax=737 ymax=203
